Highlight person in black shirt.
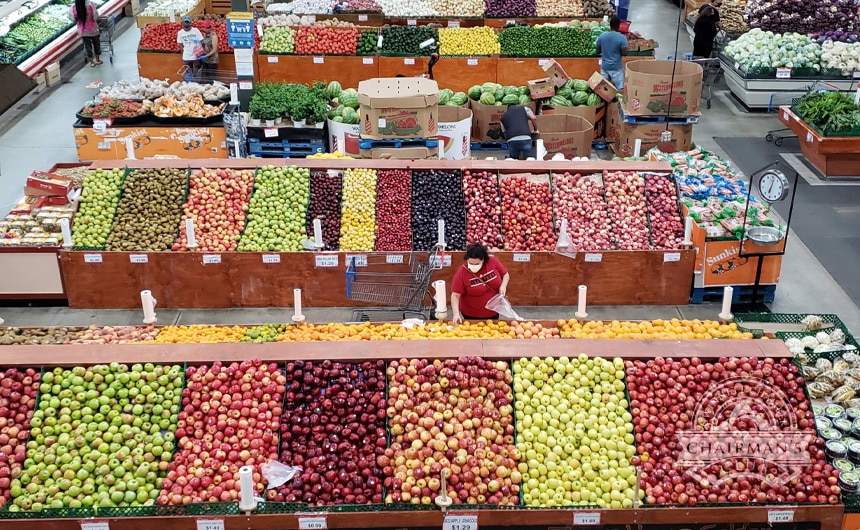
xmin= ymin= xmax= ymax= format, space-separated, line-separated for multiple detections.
xmin=500 ymin=105 xmax=539 ymax=160
xmin=693 ymin=5 xmax=719 ymax=58
xmin=698 ymin=0 xmax=721 ymax=22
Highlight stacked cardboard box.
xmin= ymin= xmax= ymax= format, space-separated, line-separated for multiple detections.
xmin=357 ymin=78 xmax=441 ymax=159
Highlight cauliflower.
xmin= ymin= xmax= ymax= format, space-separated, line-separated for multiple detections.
xmin=816 ymin=331 xmax=832 ymax=345
xmin=830 ymin=329 xmax=846 ymax=345
xmin=801 ymin=314 xmax=824 ymax=331
xmin=801 ymin=335 xmax=820 ymax=350
xmin=785 ymin=337 xmax=804 ymax=349
xmin=789 ymin=346 xmax=807 ymax=356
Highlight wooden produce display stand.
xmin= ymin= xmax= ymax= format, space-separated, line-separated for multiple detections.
xmin=496 ymin=54 xmax=650 ymax=86
xmin=74 ymin=120 xmax=228 ymax=161
xmin=135 ymin=0 xmax=204 ymax=28
xmin=137 ymin=50 xmax=237 ymax=84
xmin=256 ymin=55 xmax=381 ymax=88
xmin=779 ymin=106 xmax=860 ymax=179
xmin=0 ymin=247 xmax=66 ymax=300
xmin=0 ymin=338 xmax=846 ymax=530
xmin=59 ymin=158 xmax=696 ymax=309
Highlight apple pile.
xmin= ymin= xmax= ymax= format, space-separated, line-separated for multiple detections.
xmin=514 ymin=355 xmax=637 ymax=507
xmin=306 ymin=171 xmax=343 ymax=251
xmin=173 ymin=168 xmax=254 ymax=252
xmin=644 ymin=173 xmax=685 ymax=250
xmin=411 ymin=170 xmax=467 ymax=251
xmin=272 ymin=360 xmax=387 ymax=505
xmin=383 ymin=357 xmax=521 ymax=505
xmin=238 ymin=165 xmax=310 ymax=252
xmin=500 ymin=175 xmax=557 ymax=251
xmin=462 ymin=170 xmax=503 ymax=249
xmin=0 ymin=369 xmax=40 ymax=507
xmin=374 ymin=170 xmax=412 ymax=252
xmin=11 ymin=364 xmax=181 ymax=511
xmin=625 ymin=356 xmax=838 ymax=506
xmin=552 ymin=172 xmax=616 ymax=251
xmin=604 ymin=171 xmax=651 ymax=251
xmin=160 ymin=360 xmax=285 ymax=504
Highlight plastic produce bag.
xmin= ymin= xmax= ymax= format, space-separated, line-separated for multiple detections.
xmin=261 ymin=461 xmax=301 ymax=489
xmin=554 ymin=218 xmax=578 ymax=259
xmin=485 ymin=294 xmax=524 ymax=321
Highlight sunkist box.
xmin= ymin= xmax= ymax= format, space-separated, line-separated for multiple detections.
xmin=542 ymin=102 xmax=606 ymax=140
xmin=437 ymin=106 xmax=472 ymax=160
xmin=615 ymin=122 xmax=692 ymax=157
xmin=535 ymin=114 xmax=593 ymax=159
xmin=358 ymin=78 xmax=439 ymax=140
xmin=624 ymin=59 xmax=703 ymax=116
xmin=469 ymin=100 xmax=537 ymax=143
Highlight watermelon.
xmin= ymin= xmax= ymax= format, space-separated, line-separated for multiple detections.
xmin=482 ymin=82 xmax=502 ymax=93
xmin=586 ymin=93 xmax=600 ymax=106
xmin=501 ymin=94 xmax=520 ymax=105
xmin=504 ymin=86 xmax=518 ymax=96
xmin=327 ymin=81 xmax=342 ymax=99
xmin=340 ymin=94 xmax=359 ymax=109
xmin=556 ymin=87 xmax=573 ymax=99
xmin=439 ymin=88 xmax=453 ymax=105
xmin=518 ymin=94 xmax=531 ymax=105
xmin=342 ymin=107 xmax=358 ymax=123
xmin=479 ymin=92 xmax=496 ymax=105
xmin=571 ymin=91 xmax=589 ymax=105
xmin=494 ymin=102 xmax=503 ymax=106
xmin=451 ymin=92 xmax=468 ymax=105
xmin=332 ymin=115 xmax=345 ymax=123
xmin=572 ymin=79 xmax=589 ymax=92
xmin=517 ymin=85 xmax=530 ymax=96
xmin=550 ymin=95 xmax=571 ymax=107
xmin=468 ymin=85 xmax=483 ymax=100
xmin=563 ymin=79 xmax=576 ymax=91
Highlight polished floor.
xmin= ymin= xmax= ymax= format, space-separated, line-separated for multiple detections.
xmin=1 ymin=0 xmax=859 ymax=332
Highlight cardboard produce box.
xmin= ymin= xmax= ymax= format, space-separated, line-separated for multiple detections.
xmin=438 ymin=106 xmax=472 ymax=160
xmin=470 ymin=100 xmax=537 ymax=143
xmin=358 ymin=78 xmax=439 ymax=140
xmin=535 ymin=114 xmax=593 ymax=159
xmin=588 ymin=72 xmax=618 ymax=103
xmin=360 ymin=146 xmax=439 ymax=159
xmin=45 ymin=63 xmax=61 ymax=87
xmin=623 ymin=60 xmax=703 ymax=116
xmin=327 ymin=120 xmax=362 ymax=157
xmin=527 ymin=78 xmax=555 ymax=100
xmin=605 ymin=99 xmax=622 ymax=143
xmin=25 ymin=172 xmax=77 ymax=197
xmin=542 ymin=102 xmax=606 ymax=140
xmin=542 ymin=59 xmax=571 ymax=88
xmin=615 ymin=122 xmax=692 ymax=157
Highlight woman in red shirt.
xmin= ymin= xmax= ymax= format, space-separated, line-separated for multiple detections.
xmin=451 ymin=244 xmax=510 ymax=324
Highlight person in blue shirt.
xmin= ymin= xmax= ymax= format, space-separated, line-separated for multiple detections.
xmin=595 ymin=16 xmax=628 ymax=90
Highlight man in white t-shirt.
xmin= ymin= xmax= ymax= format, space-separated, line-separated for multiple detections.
xmin=177 ymin=16 xmax=203 ymax=78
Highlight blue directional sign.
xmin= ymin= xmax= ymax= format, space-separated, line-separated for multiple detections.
xmin=226 ymin=12 xmax=254 ymax=48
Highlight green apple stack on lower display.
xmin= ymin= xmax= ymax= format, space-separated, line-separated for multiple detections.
xmin=10 ymin=364 xmax=181 ymax=511
xmin=513 ymin=355 xmax=639 ymax=507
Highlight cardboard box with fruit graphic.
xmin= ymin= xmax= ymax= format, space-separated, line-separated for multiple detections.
xmin=623 ymin=60 xmax=703 ymax=116
xmin=358 ymin=78 xmax=439 ymax=140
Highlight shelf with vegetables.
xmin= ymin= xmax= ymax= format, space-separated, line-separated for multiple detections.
xmin=779 ymin=105 xmax=860 ymax=178
xmin=134 ymin=0 xmax=204 ymax=28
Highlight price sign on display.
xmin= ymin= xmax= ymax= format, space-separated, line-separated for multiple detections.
xmin=404 ymin=58 xmax=415 ymax=65
xmin=313 ymin=56 xmax=325 ymax=64
xmin=226 ymin=12 xmax=254 ymax=48
xmin=262 ymin=254 xmax=280 ymax=264
xmin=663 ymin=252 xmax=681 ymax=263
xmin=347 ymin=254 xmax=368 ymax=267
xmin=783 ymin=110 xmax=789 ymax=121
xmin=264 ymin=128 xmax=278 ymax=138
xmin=298 ymin=516 xmax=328 ymax=529
xmin=202 ymin=254 xmax=221 ymax=264
xmin=776 ymin=67 xmax=791 ymax=79
xmin=467 ymin=58 xmax=478 ymax=66
xmin=358 ymin=14 xmax=368 ymax=21
xmin=407 ymin=18 xmax=417 ymax=25
xmin=386 ymin=254 xmax=404 ymax=264
xmin=84 ymin=253 xmax=102 ymax=263
xmin=430 ymin=255 xmax=452 ymax=268
xmin=93 ymin=118 xmax=111 ymax=132
xmin=512 ymin=253 xmax=531 ymax=262
xmin=129 ymin=254 xmax=148 ymax=264
xmin=315 ymin=254 xmax=339 ymax=267
xmin=538 ymin=59 xmax=549 ymax=66
xmin=584 ymin=253 xmax=602 ymax=263
xmin=443 ymin=512 xmax=478 ymax=530
xmin=363 ymin=57 xmax=374 ymax=64
xmin=573 ymin=512 xmax=601 ymax=526
xmin=196 ymin=519 xmax=225 ymax=530
xmin=768 ymin=510 xmax=794 ymax=523
xmin=81 ymin=521 xmax=110 ymax=530
xmin=447 ymin=20 xmax=460 ymax=27
xmin=268 ymin=56 xmax=279 ymax=63
xmin=806 ymin=132 xmax=814 ymax=143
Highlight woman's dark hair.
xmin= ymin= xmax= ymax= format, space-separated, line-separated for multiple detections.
xmin=74 ymin=0 xmax=88 ymax=25
xmin=464 ymin=243 xmax=489 ymax=262
xmin=609 ymin=16 xmax=621 ymax=31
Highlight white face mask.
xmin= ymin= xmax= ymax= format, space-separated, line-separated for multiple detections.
xmin=467 ymin=263 xmax=482 ymax=273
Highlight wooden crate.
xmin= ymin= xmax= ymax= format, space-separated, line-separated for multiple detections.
xmin=135 ymin=0 xmax=204 ymax=28
xmin=137 ymin=50 xmax=236 ymax=83
xmin=256 ymin=54 xmax=379 ymax=86
xmin=779 ymin=106 xmax=860 ymax=179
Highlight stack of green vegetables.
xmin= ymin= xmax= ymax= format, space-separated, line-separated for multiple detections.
xmin=548 ymin=78 xmax=602 ymax=107
xmin=249 ymin=82 xmax=329 ymax=124
xmin=0 ymin=4 xmax=76 ymax=64
xmin=325 ymin=81 xmax=361 ymax=125
xmin=380 ymin=25 xmax=439 ymax=56
xmin=794 ymin=91 xmax=860 ymax=136
xmin=467 ymin=83 xmax=533 ymax=106
xmin=499 ymin=26 xmax=592 ymax=57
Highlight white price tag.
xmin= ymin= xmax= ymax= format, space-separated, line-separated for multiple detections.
xmin=315 ymin=254 xmax=339 ymax=267
xmin=378 ymin=118 xmax=387 ymax=128
xmin=806 ymin=132 xmax=814 ymax=143
xmin=196 ymin=519 xmax=225 ymax=530
xmin=313 ymin=56 xmax=324 ymax=64
xmin=386 ymin=254 xmax=404 ymax=264
xmin=584 ymin=253 xmax=602 ymax=263
xmin=776 ymin=67 xmax=791 ymax=79
xmin=363 ymin=57 xmax=374 ymax=64
xmin=443 ymin=513 xmax=478 ymax=530
xmin=81 ymin=521 xmax=110 ymax=530
xmin=267 ymin=56 xmax=279 ymax=63
xmin=239 ymin=80 xmax=253 ymax=90
xmin=93 ymin=120 xmax=108 ymax=134
xmin=347 ymin=254 xmax=368 ymax=267
xmin=447 ymin=20 xmax=459 ymax=27
xmin=407 ymin=18 xmax=417 ymax=25
xmin=97 ymin=141 xmax=110 ymax=150
xmin=264 ymin=128 xmax=278 ymax=138
xmin=853 ymin=71 xmax=860 ymax=79
xmin=83 ymin=253 xmax=102 ymax=263
xmin=573 ymin=512 xmax=601 ymax=526
xmin=767 ymin=510 xmax=794 ymax=523
xmin=262 ymin=254 xmax=280 ymax=264
xmin=467 ymin=58 xmax=478 ymax=66
xmin=538 ymin=59 xmax=549 ymax=66
xmin=430 ymin=255 xmax=452 ymax=267
xmin=505 ymin=19 xmax=515 ymax=24
xmin=733 ymin=61 xmax=739 ymax=70
xmin=404 ymin=58 xmax=415 ymax=65
xmin=358 ymin=14 xmax=368 ymax=21
xmin=782 ymin=110 xmax=788 ymax=121
xmin=202 ymin=254 xmax=221 ymax=264
xmin=257 ymin=22 xmax=263 ymax=37
xmin=663 ymin=252 xmax=681 ymax=263
xmin=129 ymin=254 xmax=148 ymax=264
xmin=298 ymin=516 xmax=327 ymax=530
xmin=512 ymin=253 xmax=530 ymax=262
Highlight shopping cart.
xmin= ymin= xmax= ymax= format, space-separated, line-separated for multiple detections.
xmin=177 ymin=65 xmax=238 ymax=85
xmin=688 ymin=57 xmax=721 ymax=108
xmin=345 ymin=247 xmax=444 ymax=321
xmin=96 ymin=15 xmax=116 ymax=63
xmin=765 ymin=80 xmax=840 ymax=146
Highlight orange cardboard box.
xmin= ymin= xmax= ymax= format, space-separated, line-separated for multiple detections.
xmin=25 ymin=172 xmax=76 ymax=196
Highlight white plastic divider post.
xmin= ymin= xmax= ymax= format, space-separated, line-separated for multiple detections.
xmin=719 ymin=286 xmax=734 ymax=322
xmin=59 ymin=218 xmax=73 ymax=248
xmin=185 ymin=218 xmax=197 ymax=250
xmin=238 ymin=466 xmax=258 ymax=512
xmin=575 ymin=284 xmax=588 ymax=319
xmin=141 ymin=290 xmax=157 ymax=324
xmin=633 ymin=138 xmax=642 ymax=158
xmin=433 ymin=280 xmax=447 ymax=319
xmin=436 ymin=219 xmax=446 ymax=249
xmin=313 ymin=218 xmax=324 ymax=249
xmin=292 ymin=288 xmax=305 ymax=323
xmin=683 ymin=216 xmax=693 ymax=246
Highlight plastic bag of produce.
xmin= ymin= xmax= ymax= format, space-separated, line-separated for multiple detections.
xmin=485 ymin=294 xmax=524 ymax=321
xmin=554 ymin=218 xmax=578 ymax=259
xmin=261 ymin=460 xmax=302 ymax=488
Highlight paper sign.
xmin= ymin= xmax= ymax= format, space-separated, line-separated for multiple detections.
xmin=236 ymin=61 xmax=254 ymax=76
xmin=358 ymin=14 xmax=368 ymax=21
xmin=315 ymin=254 xmax=339 ymax=267
xmin=768 ymin=510 xmax=794 ymax=523
xmin=267 ymin=56 xmax=279 ymax=63
xmin=430 ymin=255 xmax=452 ymax=267
xmin=257 ymin=23 xmax=263 ymax=37
xmin=363 ymin=57 xmax=374 ymax=64
xmin=776 ymin=67 xmax=791 ymax=79
xmin=129 ymin=254 xmax=148 ymax=264
xmin=733 ymin=61 xmax=739 ymax=70
xmin=404 ymin=58 xmax=415 ymax=65
xmin=97 ymin=141 xmax=110 ymax=150
xmin=347 ymin=254 xmax=368 ymax=267
xmin=313 ymin=56 xmax=324 ymax=64
xmin=505 ymin=19 xmax=515 ymax=24
xmin=538 ymin=59 xmax=549 ymax=66
xmin=262 ymin=254 xmax=280 ymax=264
xmin=513 ymin=253 xmax=530 ymax=262
xmin=663 ymin=252 xmax=681 ymax=263
xmin=443 ymin=513 xmax=478 ymax=530
xmin=806 ymin=132 xmax=814 ymax=143
xmin=386 ymin=254 xmax=404 ymax=264
xmin=239 ymin=80 xmax=253 ymax=90
xmin=264 ymin=128 xmax=278 ymax=138
xmin=447 ymin=20 xmax=459 ymax=27
xmin=298 ymin=516 xmax=327 ymax=530
xmin=378 ymin=118 xmax=387 ymax=128
xmin=93 ymin=120 xmax=109 ymax=133
xmin=407 ymin=18 xmax=417 ymax=25
xmin=168 ymin=8 xmax=175 ymax=22
xmin=782 ymin=110 xmax=788 ymax=121
xmin=81 ymin=522 xmax=110 ymax=530
xmin=573 ymin=513 xmax=601 ymax=526
xmin=202 ymin=254 xmax=221 ymax=264
xmin=196 ymin=520 xmax=225 ymax=530
xmin=584 ymin=253 xmax=602 ymax=263
xmin=234 ymin=47 xmax=254 ymax=63
xmin=83 ymin=253 xmax=102 ymax=263
xmin=467 ymin=58 xmax=478 ymax=66
xmin=853 ymin=71 xmax=860 ymax=79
